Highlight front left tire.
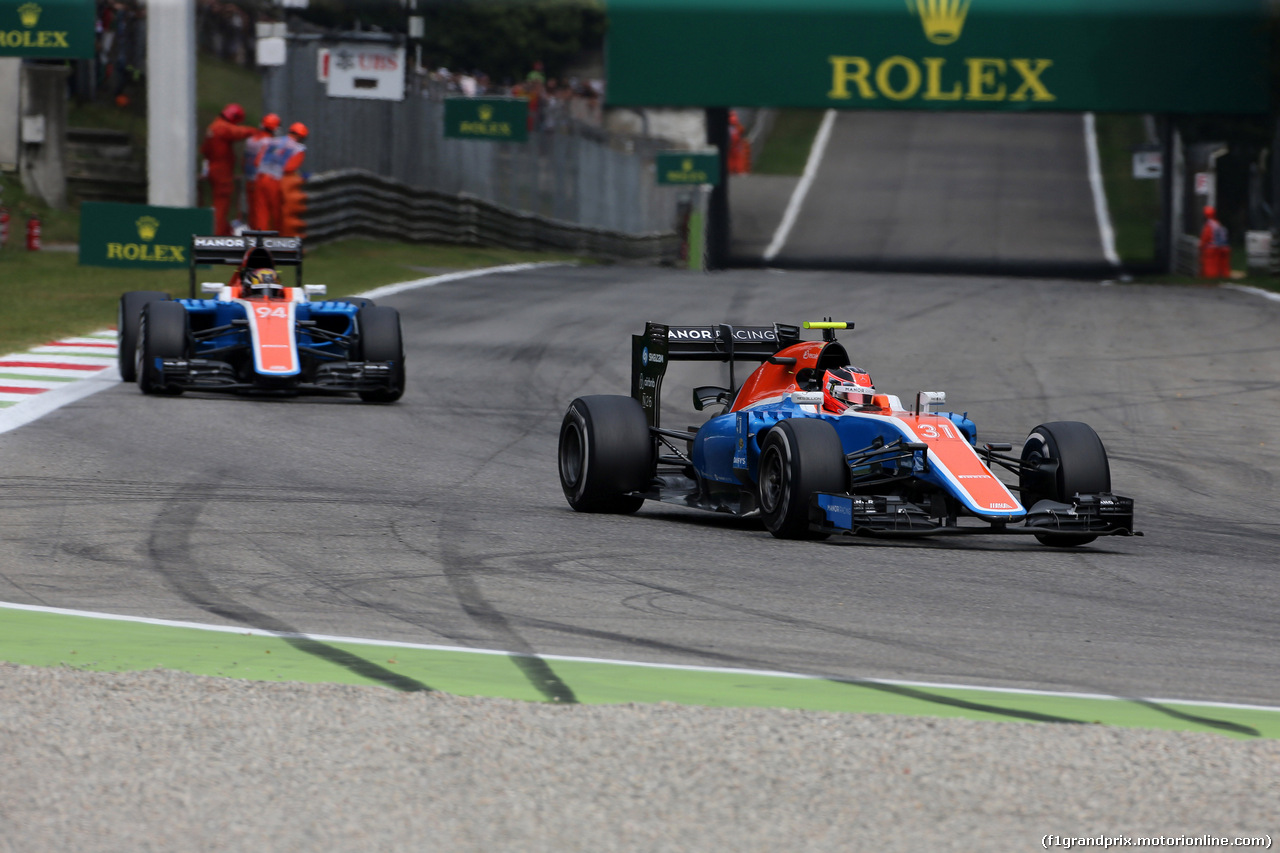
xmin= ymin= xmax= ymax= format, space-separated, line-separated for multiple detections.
xmin=1020 ymin=421 xmax=1111 ymax=547
xmin=757 ymin=418 xmax=848 ymax=540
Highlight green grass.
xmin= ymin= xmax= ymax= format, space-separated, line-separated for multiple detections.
xmin=1125 ymin=254 xmax=1280 ymax=292
xmin=0 ymin=49 xmax=586 ymax=357
xmin=0 ymin=239 xmax=581 ymax=356
xmin=1093 ymin=114 xmax=1163 ymax=267
xmin=0 ymin=173 xmax=82 ymax=244
xmin=68 ymin=51 xmax=266 ymax=144
xmin=5 ymin=606 xmax=1279 ymax=738
xmin=753 ymin=109 xmax=827 ymax=176
xmin=194 ymin=54 xmax=266 ymax=136
xmin=10 ymin=50 xmax=267 ymax=246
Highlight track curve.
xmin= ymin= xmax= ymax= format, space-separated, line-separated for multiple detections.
xmin=1 ymin=265 xmax=1278 ymax=706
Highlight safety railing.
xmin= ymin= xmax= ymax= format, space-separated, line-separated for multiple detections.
xmin=302 ymin=169 xmax=680 ymax=263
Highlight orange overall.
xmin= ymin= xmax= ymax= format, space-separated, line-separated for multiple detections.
xmin=254 ymin=135 xmax=306 ymax=234
xmin=202 ymin=115 xmax=255 ymax=235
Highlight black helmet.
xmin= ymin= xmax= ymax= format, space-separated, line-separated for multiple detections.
xmin=244 ymin=267 xmax=283 ymax=297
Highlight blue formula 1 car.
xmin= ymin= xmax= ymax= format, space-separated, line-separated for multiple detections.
xmin=558 ymin=321 xmax=1139 ymax=546
xmin=117 ymin=232 xmax=404 ymax=402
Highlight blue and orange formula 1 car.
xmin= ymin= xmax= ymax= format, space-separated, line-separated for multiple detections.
xmin=558 ymin=321 xmax=1139 ymax=546
xmin=117 ymin=232 xmax=404 ymax=402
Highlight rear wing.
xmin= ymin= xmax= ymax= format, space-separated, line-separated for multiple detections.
xmin=188 ymin=231 xmax=303 ymax=296
xmin=630 ymin=321 xmax=801 ymax=428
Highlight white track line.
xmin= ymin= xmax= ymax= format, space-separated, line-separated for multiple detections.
xmin=357 ymin=261 xmax=571 ymax=300
xmin=0 ymin=368 xmax=120 ymax=436
xmin=5 ymin=600 xmax=1279 ymax=715
xmin=1225 ymin=284 xmax=1280 ymax=303
xmin=1083 ymin=112 xmax=1121 ymax=268
xmin=763 ymin=108 xmax=837 ymax=262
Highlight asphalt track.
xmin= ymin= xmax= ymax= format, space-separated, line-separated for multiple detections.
xmin=1 ymin=264 xmax=1278 ymax=713
xmin=739 ymin=111 xmax=1113 ymax=276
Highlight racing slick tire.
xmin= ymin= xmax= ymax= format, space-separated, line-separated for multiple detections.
xmin=758 ymin=418 xmax=848 ymax=540
xmin=559 ymin=395 xmax=652 ymax=514
xmin=117 ymin=291 xmax=169 ymax=382
xmin=1020 ymin=421 xmax=1111 ymax=547
xmin=354 ymin=305 xmax=405 ymax=403
xmin=136 ymin=300 xmax=188 ymax=396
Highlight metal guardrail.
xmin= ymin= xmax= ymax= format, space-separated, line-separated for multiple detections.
xmin=302 ymin=169 xmax=680 ymax=263
xmin=1176 ymin=234 xmax=1200 ymax=276
xmin=264 ymin=38 xmax=680 ymax=236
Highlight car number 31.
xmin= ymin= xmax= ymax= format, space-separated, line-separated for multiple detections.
xmin=917 ymin=422 xmax=957 ymax=440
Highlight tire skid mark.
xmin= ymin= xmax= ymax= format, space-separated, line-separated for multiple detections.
xmin=502 ymin=587 xmax=1259 ymax=734
xmin=392 ymin=513 xmax=580 ymax=704
xmin=144 ymin=482 xmax=433 ymax=693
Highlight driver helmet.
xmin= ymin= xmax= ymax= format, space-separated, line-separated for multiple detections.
xmin=244 ymin=268 xmax=283 ymax=297
xmin=822 ymin=366 xmax=875 ymax=412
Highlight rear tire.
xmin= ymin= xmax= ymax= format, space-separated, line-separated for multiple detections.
xmin=1020 ymin=421 xmax=1111 ymax=547
xmin=355 ymin=305 xmax=405 ymax=403
xmin=558 ymin=395 xmax=652 ymax=514
xmin=758 ymin=418 xmax=847 ymax=540
xmin=117 ymin=291 xmax=169 ymax=382
xmin=136 ymin=300 xmax=188 ymax=396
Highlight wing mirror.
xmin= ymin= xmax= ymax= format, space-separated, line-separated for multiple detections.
xmin=304 ymin=284 xmax=328 ymax=297
xmin=790 ymin=391 xmax=823 ymax=406
xmin=200 ymin=282 xmax=224 ymax=295
xmin=915 ymin=391 xmax=946 ymax=414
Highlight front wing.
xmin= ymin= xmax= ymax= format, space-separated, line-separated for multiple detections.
xmin=810 ymin=490 xmax=1140 ymax=538
xmin=153 ymin=356 xmax=398 ymax=394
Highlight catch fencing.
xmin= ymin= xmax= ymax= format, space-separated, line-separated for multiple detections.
xmin=262 ymin=35 xmax=681 ymax=241
xmin=304 ymin=169 xmax=679 ymax=262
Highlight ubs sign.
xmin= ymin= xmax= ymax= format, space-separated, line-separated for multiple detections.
xmin=326 ymin=42 xmax=405 ymax=101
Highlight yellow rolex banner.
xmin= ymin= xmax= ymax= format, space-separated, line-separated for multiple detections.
xmin=0 ymin=0 xmax=94 ymax=59
xmin=605 ymin=0 xmax=1270 ymax=114
xmin=79 ymin=202 xmax=214 ymax=270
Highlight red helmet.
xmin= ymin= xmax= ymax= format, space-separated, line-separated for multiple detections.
xmin=1203 ymin=206 xmax=1216 ymax=219
xmin=262 ymin=113 xmax=281 ymax=131
xmin=822 ymin=366 xmax=875 ymax=413
xmin=221 ymin=103 xmax=245 ymax=124
xmin=289 ymin=122 xmax=308 ymax=139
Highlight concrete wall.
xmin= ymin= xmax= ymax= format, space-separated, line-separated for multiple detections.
xmin=0 ymin=59 xmax=19 ymax=173
xmin=19 ymin=64 xmax=69 ymax=208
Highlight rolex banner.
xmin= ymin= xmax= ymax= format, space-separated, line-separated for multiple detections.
xmin=79 ymin=202 xmax=214 ymax=269
xmin=0 ymin=0 xmax=94 ymax=59
xmin=655 ymin=151 xmax=721 ymax=186
xmin=443 ymin=98 xmax=529 ymax=143
xmin=605 ymin=0 xmax=1270 ymax=114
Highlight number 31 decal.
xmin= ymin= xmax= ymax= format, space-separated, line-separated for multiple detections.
xmin=917 ymin=422 xmax=956 ymax=440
